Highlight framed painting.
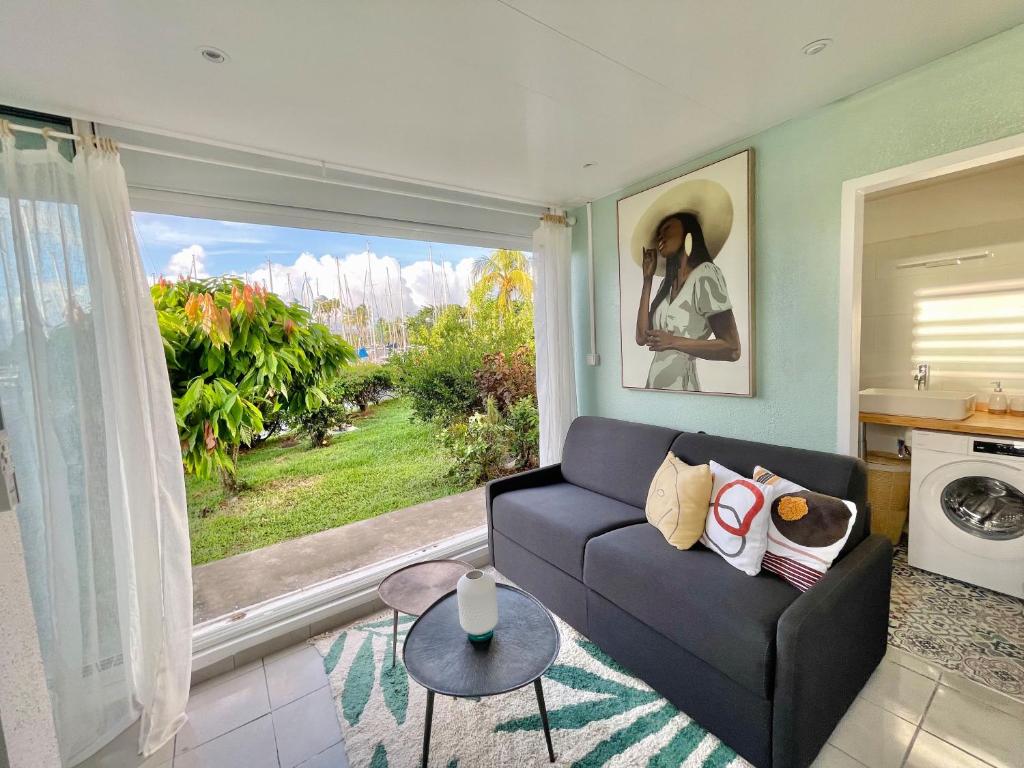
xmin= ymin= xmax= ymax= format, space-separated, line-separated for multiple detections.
xmin=617 ymin=149 xmax=754 ymax=396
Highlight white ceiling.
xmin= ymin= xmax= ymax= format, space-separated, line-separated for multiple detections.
xmin=2 ymin=1 xmax=1022 ymax=207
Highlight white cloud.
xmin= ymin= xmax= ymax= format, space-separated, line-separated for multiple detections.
xmin=242 ymin=249 xmax=476 ymax=317
xmin=402 ymin=257 xmax=474 ymax=311
xmin=156 ymin=244 xmax=482 ymax=316
xmin=165 ymin=244 xmax=209 ymax=278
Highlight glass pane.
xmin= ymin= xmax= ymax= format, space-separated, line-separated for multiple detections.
xmin=941 ymin=476 xmax=1024 ymax=541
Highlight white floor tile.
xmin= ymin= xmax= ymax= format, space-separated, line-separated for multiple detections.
xmin=883 ymin=646 xmax=943 ymax=681
xmin=176 ymin=665 xmax=271 ymax=753
xmin=190 ymin=659 xmax=263 ymax=697
xmin=173 ymin=715 xmax=279 ymax=768
xmin=922 ymin=685 xmax=1024 ymax=768
xmin=828 ymin=697 xmax=915 ymax=768
xmin=272 ymin=686 xmax=343 ymax=768
xmin=811 ymin=743 xmax=866 ymax=767
xmin=858 ymin=660 xmax=937 ymax=724
xmin=296 ymin=741 xmax=348 ymax=768
xmin=904 ymin=731 xmax=994 ymax=768
xmin=938 ymin=670 xmax=1024 ymax=720
xmin=266 ymin=646 xmax=329 ymax=709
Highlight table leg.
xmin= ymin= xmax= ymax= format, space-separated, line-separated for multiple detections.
xmin=391 ymin=608 xmax=399 ymax=668
xmin=534 ymin=678 xmax=555 ymax=762
xmin=422 ymin=689 xmax=435 ymax=767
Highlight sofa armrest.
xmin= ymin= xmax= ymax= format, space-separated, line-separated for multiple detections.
xmin=772 ymin=535 xmax=892 ymax=768
xmin=485 ymin=463 xmax=563 ymax=559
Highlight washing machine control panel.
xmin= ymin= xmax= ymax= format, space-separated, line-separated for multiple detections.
xmin=972 ymin=440 xmax=1024 ymax=459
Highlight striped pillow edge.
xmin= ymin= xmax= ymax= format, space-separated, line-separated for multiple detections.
xmin=762 ymin=551 xmax=824 ymax=592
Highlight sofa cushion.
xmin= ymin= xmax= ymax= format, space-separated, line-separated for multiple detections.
xmin=562 ymin=416 xmax=681 ymax=509
xmin=645 ymin=453 xmax=712 ymax=550
xmin=754 ymin=465 xmax=858 ymax=591
xmin=491 ymin=483 xmax=646 ymax=580
xmin=670 ymin=432 xmax=868 ymax=558
xmin=700 ymin=461 xmax=775 ymax=576
xmin=584 ymin=523 xmax=799 ymax=697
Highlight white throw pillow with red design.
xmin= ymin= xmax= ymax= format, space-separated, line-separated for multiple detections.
xmin=699 ymin=460 xmax=775 ymax=576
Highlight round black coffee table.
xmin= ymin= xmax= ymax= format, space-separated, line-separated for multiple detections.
xmin=403 ymin=584 xmax=560 ymax=766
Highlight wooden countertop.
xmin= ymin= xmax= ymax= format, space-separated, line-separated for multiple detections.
xmin=859 ymin=410 xmax=1024 ymax=439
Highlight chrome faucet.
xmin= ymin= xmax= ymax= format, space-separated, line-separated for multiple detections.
xmin=913 ymin=362 xmax=930 ymax=390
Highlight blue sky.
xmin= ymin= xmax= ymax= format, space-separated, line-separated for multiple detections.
xmin=132 ymin=212 xmax=511 ymax=312
xmin=133 ymin=212 xmax=490 ymax=277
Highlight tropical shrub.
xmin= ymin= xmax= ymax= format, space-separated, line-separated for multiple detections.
xmin=389 ymin=291 xmax=535 ymax=424
xmin=474 ymin=346 xmax=536 ymax=412
xmin=332 ymin=364 xmax=392 ymax=412
xmin=297 ymin=399 xmax=350 ymax=448
xmin=442 ymin=398 xmax=512 ymax=484
xmin=505 ymin=396 xmax=539 ymax=469
xmin=442 ymin=395 xmax=539 ymax=484
xmin=153 ymin=277 xmax=355 ymax=488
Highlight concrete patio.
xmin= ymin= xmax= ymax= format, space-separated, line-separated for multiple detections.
xmin=192 ymin=487 xmax=485 ymax=624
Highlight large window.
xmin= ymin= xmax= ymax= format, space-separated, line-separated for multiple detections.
xmin=135 ymin=212 xmax=535 ymax=625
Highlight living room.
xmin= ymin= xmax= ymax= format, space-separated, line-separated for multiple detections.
xmin=0 ymin=4 xmax=1022 ymax=768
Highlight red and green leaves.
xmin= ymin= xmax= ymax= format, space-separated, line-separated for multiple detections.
xmin=153 ymin=277 xmax=355 ymax=486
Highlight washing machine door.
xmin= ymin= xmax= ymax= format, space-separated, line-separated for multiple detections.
xmin=942 ymin=475 xmax=1024 ymax=541
xmin=918 ymin=459 xmax=1024 ymax=558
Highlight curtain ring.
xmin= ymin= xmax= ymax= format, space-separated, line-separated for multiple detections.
xmin=0 ymin=119 xmax=10 ymax=139
xmin=40 ymin=126 xmax=54 ymax=143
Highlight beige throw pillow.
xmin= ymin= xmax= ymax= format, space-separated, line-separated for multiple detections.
xmin=646 ymin=452 xmax=713 ymax=550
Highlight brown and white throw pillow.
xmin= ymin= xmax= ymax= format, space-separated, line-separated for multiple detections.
xmin=753 ymin=466 xmax=858 ymax=591
xmin=646 ymin=452 xmax=713 ymax=550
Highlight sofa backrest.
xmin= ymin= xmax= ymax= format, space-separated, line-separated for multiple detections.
xmin=669 ymin=432 xmax=869 ymax=557
xmin=561 ymin=416 xmax=681 ymax=509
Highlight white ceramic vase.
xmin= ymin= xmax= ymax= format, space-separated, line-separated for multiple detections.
xmin=456 ymin=569 xmax=498 ymax=645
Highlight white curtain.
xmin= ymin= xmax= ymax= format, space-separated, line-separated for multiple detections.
xmin=532 ymin=215 xmax=577 ymax=465
xmin=0 ymin=132 xmax=192 ymax=764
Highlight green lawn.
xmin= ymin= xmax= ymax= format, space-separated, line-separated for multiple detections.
xmin=185 ymin=397 xmax=471 ymax=565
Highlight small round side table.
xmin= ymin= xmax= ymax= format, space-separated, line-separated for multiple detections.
xmin=403 ymin=584 xmax=560 ymax=766
xmin=377 ymin=559 xmax=474 ymax=668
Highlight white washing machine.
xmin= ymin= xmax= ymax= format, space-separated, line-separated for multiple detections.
xmin=909 ymin=430 xmax=1024 ymax=599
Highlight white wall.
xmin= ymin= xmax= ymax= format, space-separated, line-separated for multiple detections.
xmin=858 ymin=160 xmax=1024 ymax=455
xmin=860 ymin=218 xmax=1024 ymax=400
xmin=860 ymin=159 xmax=1024 ymax=403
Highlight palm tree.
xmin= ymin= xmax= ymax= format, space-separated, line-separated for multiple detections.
xmin=471 ymin=249 xmax=532 ymax=315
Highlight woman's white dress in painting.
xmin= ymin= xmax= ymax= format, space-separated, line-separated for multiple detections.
xmin=646 ymin=261 xmax=732 ymax=391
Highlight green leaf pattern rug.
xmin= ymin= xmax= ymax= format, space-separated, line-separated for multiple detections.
xmin=311 ymin=591 xmax=751 ymax=767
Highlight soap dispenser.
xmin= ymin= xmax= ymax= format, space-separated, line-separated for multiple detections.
xmin=988 ymin=381 xmax=1008 ymax=415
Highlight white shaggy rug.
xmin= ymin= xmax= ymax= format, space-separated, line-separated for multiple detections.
xmin=310 ymin=585 xmax=750 ymax=768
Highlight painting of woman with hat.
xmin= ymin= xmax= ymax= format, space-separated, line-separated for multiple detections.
xmin=618 ymin=151 xmax=752 ymax=395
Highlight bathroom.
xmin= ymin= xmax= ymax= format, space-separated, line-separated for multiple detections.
xmin=857 ymin=154 xmax=1024 ymax=598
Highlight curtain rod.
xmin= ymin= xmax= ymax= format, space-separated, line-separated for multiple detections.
xmin=3 ymin=121 xmax=79 ymax=142
xmin=3 ymin=121 xmax=546 ymax=220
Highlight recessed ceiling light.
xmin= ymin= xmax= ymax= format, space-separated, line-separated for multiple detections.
xmin=582 ymin=162 xmax=597 ymax=169
xmin=802 ymin=38 xmax=832 ymax=56
xmin=199 ymin=46 xmax=229 ymax=64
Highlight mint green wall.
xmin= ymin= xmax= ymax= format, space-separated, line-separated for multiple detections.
xmin=570 ymin=24 xmax=1024 ymax=452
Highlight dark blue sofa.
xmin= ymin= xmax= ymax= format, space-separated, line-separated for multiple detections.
xmin=486 ymin=416 xmax=892 ymax=768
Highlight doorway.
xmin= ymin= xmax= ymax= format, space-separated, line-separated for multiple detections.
xmin=835 ymin=132 xmax=1024 ymax=456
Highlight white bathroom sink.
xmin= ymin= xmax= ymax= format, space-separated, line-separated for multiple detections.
xmin=859 ymin=388 xmax=976 ymax=421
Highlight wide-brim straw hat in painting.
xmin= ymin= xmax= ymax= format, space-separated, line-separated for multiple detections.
xmin=630 ymin=178 xmax=734 ymax=277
